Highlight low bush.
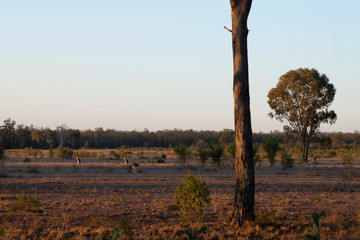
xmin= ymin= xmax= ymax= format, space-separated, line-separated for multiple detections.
xmin=10 ymin=194 xmax=43 ymax=213
xmin=56 ymin=146 xmax=73 ymax=159
xmin=185 ymin=226 xmax=206 ymax=240
xmin=109 ymin=151 xmax=120 ymax=159
xmin=101 ymin=218 xmax=134 ymax=240
xmin=114 ymin=218 xmax=134 ymax=240
xmin=255 ymin=209 xmax=277 ymax=227
xmin=281 ymin=150 xmax=294 ymax=170
xmin=174 ymin=143 xmax=190 ymax=163
xmin=302 ymin=211 xmax=325 ymax=240
xmin=326 ymin=150 xmax=336 ymax=158
xmin=262 ymin=136 xmax=280 ymax=166
xmin=76 ymin=150 xmax=91 ymax=158
xmin=208 ymin=144 xmax=224 ymax=167
xmin=175 ymin=170 xmax=211 ymax=223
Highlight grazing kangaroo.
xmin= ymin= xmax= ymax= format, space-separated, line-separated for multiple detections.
xmin=76 ymin=156 xmax=81 ymax=165
xmin=131 ymin=163 xmax=139 ymax=170
xmin=124 ymin=157 xmax=128 ymax=165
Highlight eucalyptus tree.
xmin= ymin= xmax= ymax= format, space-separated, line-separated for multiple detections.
xmin=229 ymin=0 xmax=255 ymax=224
xmin=268 ymin=68 xmax=336 ymax=162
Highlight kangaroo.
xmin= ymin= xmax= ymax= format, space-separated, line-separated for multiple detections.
xmin=131 ymin=163 xmax=139 ymax=170
xmin=124 ymin=157 xmax=129 ymax=165
xmin=76 ymin=156 xmax=81 ymax=165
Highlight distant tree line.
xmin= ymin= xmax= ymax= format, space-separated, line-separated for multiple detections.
xmin=0 ymin=118 xmax=360 ymax=150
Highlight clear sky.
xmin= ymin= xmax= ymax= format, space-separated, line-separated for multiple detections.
xmin=1 ymin=1 xmax=359 ymax=132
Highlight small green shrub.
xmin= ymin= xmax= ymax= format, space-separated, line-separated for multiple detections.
xmin=98 ymin=152 xmax=106 ymax=159
xmin=100 ymin=229 xmax=123 ymax=240
xmin=327 ymin=150 xmax=336 ymax=158
xmin=255 ymin=209 xmax=277 ymax=226
xmin=174 ymin=143 xmax=190 ymax=163
xmin=100 ymin=218 xmax=133 ymax=240
xmin=208 ymin=144 xmax=224 ymax=167
xmin=114 ymin=218 xmax=133 ymax=240
xmin=185 ymin=226 xmax=206 ymax=240
xmin=109 ymin=151 xmax=120 ymax=159
xmin=10 ymin=194 xmax=43 ymax=213
xmin=281 ymin=150 xmax=294 ymax=170
xmin=77 ymin=150 xmax=91 ymax=158
xmin=302 ymin=211 xmax=325 ymax=240
xmin=161 ymin=153 xmax=167 ymax=159
xmin=262 ymin=136 xmax=280 ymax=166
xmin=197 ymin=148 xmax=209 ymax=165
xmin=175 ymin=170 xmax=211 ymax=223
xmin=56 ymin=145 xmax=73 ymax=159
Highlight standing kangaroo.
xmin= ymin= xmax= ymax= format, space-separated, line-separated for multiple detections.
xmin=124 ymin=157 xmax=128 ymax=165
xmin=76 ymin=156 xmax=81 ymax=165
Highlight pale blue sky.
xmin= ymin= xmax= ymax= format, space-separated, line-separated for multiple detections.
xmin=1 ymin=1 xmax=359 ymax=132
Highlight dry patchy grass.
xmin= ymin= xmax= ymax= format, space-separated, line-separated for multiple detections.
xmin=0 ymin=155 xmax=359 ymax=239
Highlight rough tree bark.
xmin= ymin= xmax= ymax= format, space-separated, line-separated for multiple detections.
xmin=230 ymin=0 xmax=255 ymax=225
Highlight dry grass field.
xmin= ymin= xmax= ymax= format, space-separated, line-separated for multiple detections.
xmin=0 ymin=151 xmax=359 ymax=239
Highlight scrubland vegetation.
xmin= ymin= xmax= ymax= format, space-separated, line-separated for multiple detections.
xmin=0 ymin=144 xmax=359 ymax=239
xmin=0 ymin=119 xmax=360 ymax=239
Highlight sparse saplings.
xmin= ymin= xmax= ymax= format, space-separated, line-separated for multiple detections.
xmin=10 ymin=194 xmax=43 ymax=213
xmin=281 ymin=149 xmax=294 ymax=170
xmin=262 ymin=136 xmax=280 ymax=166
xmin=195 ymin=140 xmax=209 ymax=165
xmin=208 ymin=144 xmax=224 ymax=167
xmin=175 ymin=171 xmax=211 ymax=223
xmin=268 ymin=68 xmax=336 ymax=163
xmin=55 ymin=145 xmax=73 ymax=159
xmin=302 ymin=211 xmax=326 ymax=240
xmin=197 ymin=148 xmax=209 ymax=166
xmin=174 ymin=143 xmax=190 ymax=163
xmin=109 ymin=150 xmax=120 ymax=160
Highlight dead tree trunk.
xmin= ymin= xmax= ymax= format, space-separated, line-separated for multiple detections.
xmin=230 ymin=0 xmax=255 ymax=225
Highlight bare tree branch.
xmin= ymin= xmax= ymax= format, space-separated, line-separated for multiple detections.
xmin=224 ymin=26 xmax=232 ymax=32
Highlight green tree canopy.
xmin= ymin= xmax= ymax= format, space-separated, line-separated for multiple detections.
xmin=268 ymin=68 xmax=336 ymax=162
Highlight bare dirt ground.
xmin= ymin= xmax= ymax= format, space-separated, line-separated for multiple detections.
xmin=0 ymin=156 xmax=359 ymax=239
